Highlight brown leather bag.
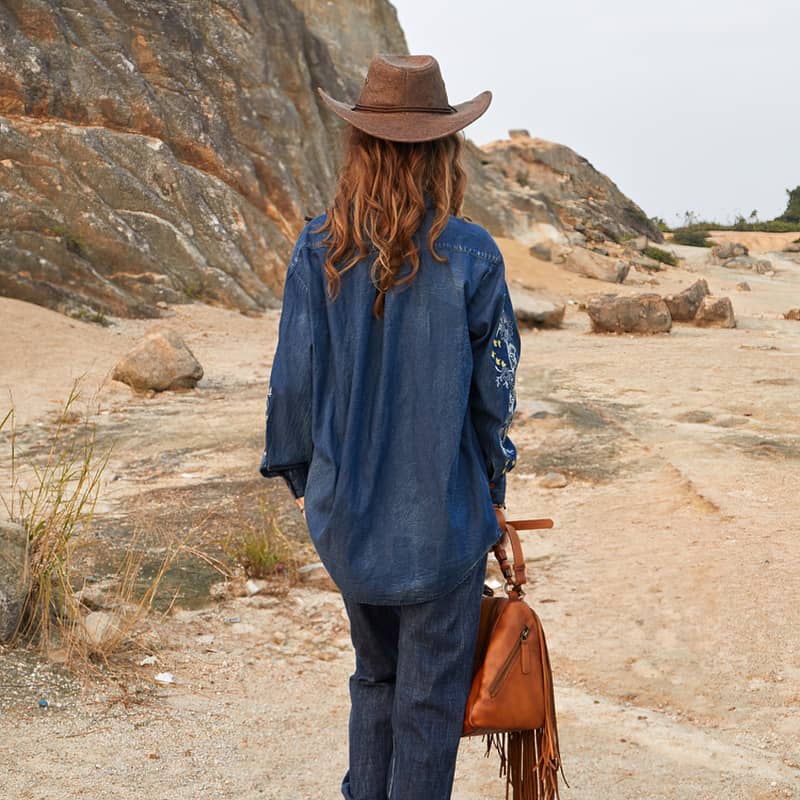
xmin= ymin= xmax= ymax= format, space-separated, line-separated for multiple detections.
xmin=462 ymin=507 xmax=566 ymax=800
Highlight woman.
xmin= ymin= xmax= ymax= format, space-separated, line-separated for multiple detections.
xmin=260 ymin=54 xmax=521 ymax=800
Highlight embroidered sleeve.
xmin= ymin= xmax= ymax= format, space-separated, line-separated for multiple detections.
xmin=467 ymin=256 xmax=521 ymax=506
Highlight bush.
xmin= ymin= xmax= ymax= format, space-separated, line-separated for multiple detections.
xmin=671 ymin=229 xmax=714 ymax=247
xmin=643 ymin=246 xmax=679 ymax=266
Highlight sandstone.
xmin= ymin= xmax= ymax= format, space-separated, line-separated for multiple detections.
xmin=587 ymin=293 xmax=672 ymax=334
xmin=663 ymin=279 xmax=710 ymax=321
xmin=509 ymin=285 xmax=565 ymax=329
xmin=694 ymin=296 xmax=736 ymax=328
xmin=112 ymin=329 xmax=203 ymax=392
xmin=0 ymin=519 xmax=29 ymax=642
xmin=563 ymin=247 xmax=630 ymax=283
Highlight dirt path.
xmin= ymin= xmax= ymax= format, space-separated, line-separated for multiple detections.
xmin=1 ymin=237 xmax=799 ymax=799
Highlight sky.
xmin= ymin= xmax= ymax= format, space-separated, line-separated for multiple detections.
xmin=393 ymin=0 xmax=800 ymax=226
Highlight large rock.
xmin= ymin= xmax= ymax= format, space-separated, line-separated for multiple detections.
xmin=562 ymin=247 xmax=630 ymax=283
xmin=784 ymin=308 xmax=800 ymax=321
xmin=112 ymin=328 xmax=203 ymax=392
xmin=663 ymin=279 xmax=710 ymax=321
xmin=711 ymin=241 xmax=748 ymax=262
xmin=587 ymin=293 xmax=672 ymax=334
xmin=783 ymin=240 xmax=800 ymax=253
xmin=694 ymin=296 xmax=736 ymax=328
xmin=509 ymin=284 xmax=565 ymax=329
xmin=0 ymin=519 xmax=29 ymax=641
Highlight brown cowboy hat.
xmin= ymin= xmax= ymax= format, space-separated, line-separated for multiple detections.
xmin=317 ymin=54 xmax=491 ymax=143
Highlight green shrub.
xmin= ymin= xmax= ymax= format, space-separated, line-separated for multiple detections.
xmin=671 ymin=229 xmax=714 ymax=247
xmin=643 ymin=246 xmax=679 ymax=266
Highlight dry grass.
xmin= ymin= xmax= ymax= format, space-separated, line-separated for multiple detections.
xmin=1 ymin=383 xmax=192 ymax=677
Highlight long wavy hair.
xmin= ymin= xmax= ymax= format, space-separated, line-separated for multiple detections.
xmin=316 ymin=126 xmax=467 ymax=318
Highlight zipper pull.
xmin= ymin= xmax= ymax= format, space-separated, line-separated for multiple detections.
xmin=521 ymin=626 xmax=531 ymax=674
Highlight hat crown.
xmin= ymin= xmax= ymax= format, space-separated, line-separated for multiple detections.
xmin=356 ymin=54 xmax=452 ymax=112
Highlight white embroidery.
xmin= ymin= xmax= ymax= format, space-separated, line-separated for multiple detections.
xmin=490 ymin=307 xmax=518 ymax=472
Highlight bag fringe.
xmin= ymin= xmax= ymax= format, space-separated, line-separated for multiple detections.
xmin=481 ymin=611 xmax=568 ymax=800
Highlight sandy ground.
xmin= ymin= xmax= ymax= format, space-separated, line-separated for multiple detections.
xmin=1 ymin=236 xmax=800 ymax=799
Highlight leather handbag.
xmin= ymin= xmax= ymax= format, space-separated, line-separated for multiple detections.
xmin=462 ymin=507 xmax=566 ymax=800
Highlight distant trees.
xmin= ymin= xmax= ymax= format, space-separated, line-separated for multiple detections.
xmin=778 ymin=186 xmax=800 ymax=223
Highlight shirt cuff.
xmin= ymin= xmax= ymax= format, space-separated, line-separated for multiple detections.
xmin=489 ymin=475 xmax=506 ymax=506
xmin=259 ymin=452 xmax=308 ymax=499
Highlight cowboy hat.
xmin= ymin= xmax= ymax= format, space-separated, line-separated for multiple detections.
xmin=317 ymin=54 xmax=492 ymax=143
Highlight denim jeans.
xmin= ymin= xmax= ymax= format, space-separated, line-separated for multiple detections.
xmin=340 ymin=550 xmax=489 ymax=800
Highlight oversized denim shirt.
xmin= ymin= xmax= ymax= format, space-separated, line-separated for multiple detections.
xmin=260 ymin=200 xmax=521 ymax=604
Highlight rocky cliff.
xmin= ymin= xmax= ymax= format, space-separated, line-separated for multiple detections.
xmin=482 ymin=131 xmax=663 ymax=244
xmin=0 ymin=1 xmax=658 ymax=319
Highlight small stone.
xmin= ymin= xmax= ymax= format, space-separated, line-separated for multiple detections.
xmin=736 ymin=282 xmax=751 ymax=292
xmin=540 ymin=472 xmax=568 ymax=489
xmin=245 ymin=578 xmax=269 ymax=597
xmin=784 ymin=308 xmax=800 ymax=321
xmin=80 ymin=611 xmax=124 ymax=648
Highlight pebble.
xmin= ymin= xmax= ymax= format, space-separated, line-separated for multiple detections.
xmin=540 ymin=471 xmax=568 ymax=489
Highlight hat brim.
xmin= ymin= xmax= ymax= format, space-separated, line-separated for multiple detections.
xmin=317 ymin=87 xmax=492 ymax=143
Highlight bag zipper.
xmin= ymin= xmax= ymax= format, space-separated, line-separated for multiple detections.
xmin=488 ymin=625 xmax=529 ymax=697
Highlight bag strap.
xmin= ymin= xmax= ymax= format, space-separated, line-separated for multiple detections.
xmin=492 ymin=507 xmax=553 ymax=598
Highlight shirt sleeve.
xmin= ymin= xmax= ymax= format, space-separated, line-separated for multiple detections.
xmin=467 ymin=253 xmax=521 ymax=506
xmin=259 ymin=240 xmax=313 ymax=499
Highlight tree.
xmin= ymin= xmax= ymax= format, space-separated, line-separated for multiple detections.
xmin=779 ymin=186 xmax=800 ymax=223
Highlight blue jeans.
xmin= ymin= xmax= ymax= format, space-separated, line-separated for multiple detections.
xmin=340 ymin=551 xmax=489 ymax=800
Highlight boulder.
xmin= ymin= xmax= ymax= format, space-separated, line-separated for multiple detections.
xmin=563 ymin=247 xmax=630 ymax=283
xmin=784 ymin=308 xmax=800 ymax=321
xmin=0 ymin=519 xmax=29 ymax=641
xmin=112 ymin=328 xmax=204 ymax=392
xmin=694 ymin=296 xmax=736 ymax=328
xmin=720 ymin=255 xmax=773 ymax=274
xmin=783 ymin=241 xmax=800 ymax=253
xmin=509 ymin=285 xmax=565 ymax=329
xmin=586 ymin=293 xmax=672 ymax=334
xmin=711 ymin=241 xmax=749 ymax=262
xmin=663 ymin=279 xmax=710 ymax=321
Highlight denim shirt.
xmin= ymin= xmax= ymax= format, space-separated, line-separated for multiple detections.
xmin=259 ymin=199 xmax=521 ymax=604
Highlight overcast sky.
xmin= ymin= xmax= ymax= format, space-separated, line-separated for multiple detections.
xmin=393 ymin=0 xmax=800 ymax=226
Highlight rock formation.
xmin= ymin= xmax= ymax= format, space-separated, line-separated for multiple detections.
xmin=0 ymin=0 xmax=664 ymax=319
xmin=481 ymin=132 xmax=664 ymax=246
